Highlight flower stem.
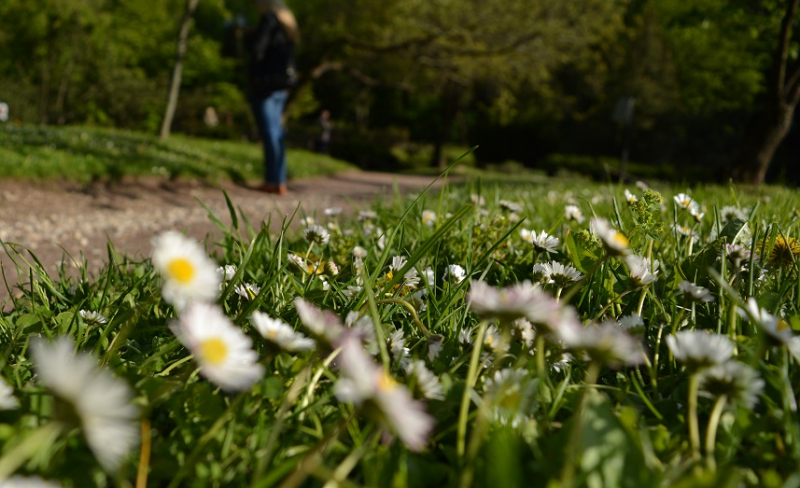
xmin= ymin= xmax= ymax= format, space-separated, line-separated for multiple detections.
xmin=535 ymin=334 xmax=553 ymax=392
xmin=688 ymin=373 xmax=701 ymax=461
xmin=636 ymin=287 xmax=647 ymax=316
xmin=704 ymin=394 xmax=727 ymax=471
xmin=560 ymin=361 xmax=601 ymax=487
xmin=457 ymin=320 xmax=488 ymax=460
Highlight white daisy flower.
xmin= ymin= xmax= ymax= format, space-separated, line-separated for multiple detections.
xmin=666 ymin=331 xmax=733 ymax=371
xmin=172 ymin=302 xmax=264 ymax=391
xmin=443 ymin=264 xmax=467 ymax=284
xmin=674 ymin=193 xmax=699 ymax=212
xmin=325 ymin=261 xmax=340 ymax=276
xmin=301 ymin=216 xmax=315 ymax=226
xmin=564 ymin=205 xmax=585 ymax=224
xmin=251 ymin=312 xmax=315 ymax=351
xmin=389 ymin=329 xmax=411 ymax=369
xmin=532 ymin=263 xmax=551 ymax=285
xmin=678 ymin=281 xmax=714 ymax=303
xmin=334 ymin=335 xmax=434 ymax=451
xmin=719 ymin=206 xmax=747 ymax=223
xmin=422 ymin=266 xmax=435 ymax=289
xmin=624 ymin=189 xmax=637 ymax=205
xmin=467 ymin=280 xmax=579 ymax=334
xmin=737 ymin=298 xmax=794 ymax=345
xmin=526 ymin=230 xmax=561 ymax=254
xmin=470 ymin=194 xmax=486 ymax=206
xmin=324 ymin=207 xmax=343 ymax=216
xmin=559 ymin=322 xmax=645 ymax=367
xmin=358 ymin=210 xmax=377 ymax=221
xmin=690 ymin=206 xmax=705 ymax=222
xmin=421 ymin=210 xmax=437 ymax=227
xmin=79 ymin=310 xmax=108 ymax=325
xmin=0 ymin=476 xmax=63 ymax=488
xmin=698 ymin=361 xmax=764 ymax=409
xmin=725 ymin=244 xmax=757 ymax=269
xmin=499 ymin=200 xmax=523 ymax=213
xmin=672 ymin=223 xmax=699 ymax=241
xmin=468 ymin=280 xmax=547 ymax=323
xmin=405 ymin=360 xmax=444 ymax=401
xmin=234 ymin=282 xmax=261 ymax=301
xmin=635 ymin=180 xmax=649 ymax=191
xmin=512 ymin=318 xmax=536 ymax=348
xmin=287 ymin=253 xmax=306 ymax=269
xmin=410 ymin=288 xmax=428 ymax=313
xmin=0 ymin=376 xmax=19 ymax=410
xmin=541 ymin=261 xmax=583 ymax=288
xmin=459 ymin=327 xmax=474 ymax=345
xmin=617 ymin=314 xmax=645 ymax=333
xmin=294 ymin=298 xmax=345 ymax=343
xmin=389 ymin=256 xmax=420 ymax=289
xmin=304 ymin=224 xmax=330 ymax=245
xmin=343 ymin=285 xmax=362 ymax=300
xmin=551 ymin=353 xmax=574 ymax=373
xmin=353 ymin=246 xmax=368 ymax=259
xmin=427 ymin=338 xmax=444 ymax=361
xmin=31 ymin=337 xmax=139 ymax=471
xmin=483 ymin=368 xmax=536 ymax=428
xmin=625 ymin=255 xmax=660 ymax=287
xmin=484 ymin=325 xmax=509 ymax=353
xmin=590 ymin=218 xmax=630 ymax=256
xmin=152 ymin=231 xmax=220 ymax=310
xmin=217 ymin=264 xmax=237 ymax=281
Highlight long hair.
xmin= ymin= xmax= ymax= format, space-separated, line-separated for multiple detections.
xmin=254 ymin=0 xmax=298 ymax=40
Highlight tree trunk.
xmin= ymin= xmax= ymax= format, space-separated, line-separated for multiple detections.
xmin=159 ymin=0 xmax=199 ymax=140
xmin=732 ymin=0 xmax=800 ymax=184
xmin=734 ymin=102 xmax=797 ymax=184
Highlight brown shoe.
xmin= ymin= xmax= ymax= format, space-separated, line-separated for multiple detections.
xmin=254 ymin=183 xmax=288 ymax=195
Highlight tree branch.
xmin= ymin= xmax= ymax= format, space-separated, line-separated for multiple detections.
xmin=785 ymin=57 xmax=800 ymax=99
xmin=774 ymin=0 xmax=800 ymax=96
xmin=341 ymin=34 xmax=439 ymax=54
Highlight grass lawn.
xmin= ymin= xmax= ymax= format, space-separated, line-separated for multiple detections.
xmin=2 ymin=127 xmax=800 ymax=486
xmin=0 ymin=124 xmax=356 ymax=184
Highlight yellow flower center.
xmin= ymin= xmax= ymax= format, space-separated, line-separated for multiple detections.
xmin=778 ymin=319 xmax=790 ymax=331
xmin=682 ymin=199 xmax=691 ymax=207
xmin=167 ymin=258 xmax=195 ymax=284
xmin=611 ymin=232 xmax=629 ymax=248
xmin=377 ymin=372 xmax=397 ymax=392
xmin=200 ymin=338 xmax=228 ymax=365
xmin=268 ymin=329 xmax=277 ymax=339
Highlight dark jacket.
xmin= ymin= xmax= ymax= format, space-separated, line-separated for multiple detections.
xmin=246 ymin=12 xmax=296 ymax=98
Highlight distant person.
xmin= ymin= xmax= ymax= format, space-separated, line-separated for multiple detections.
xmin=316 ymin=109 xmax=332 ymax=154
xmin=246 ymin=0 xmax=298 ymax=195
xmin=203 ymin=106 xmax=219 ymax=127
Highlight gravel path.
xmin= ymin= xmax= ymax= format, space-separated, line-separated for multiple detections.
xmin=0 ymin=171 xmax=446 ymax=295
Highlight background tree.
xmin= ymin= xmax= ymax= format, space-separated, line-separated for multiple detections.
xmin=160 ymin=0 xmax=201 ymax=140
xmin=733 ymin=0 xmax=800 ymax=184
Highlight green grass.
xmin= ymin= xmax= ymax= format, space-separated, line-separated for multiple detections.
xmin=2 ymin=164 xmax=800 ymax=486
xmin=0 ymin=124 xmax=356 ymax=184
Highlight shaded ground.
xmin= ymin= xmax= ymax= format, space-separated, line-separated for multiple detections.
xmin=0 ymin=171 xmax=448 ymax=297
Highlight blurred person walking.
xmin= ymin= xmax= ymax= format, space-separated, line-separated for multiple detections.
xmin=247 ymin=0 xmax=298 ymax=195
xmin=316 ymin=109 xmax=332 ymax=154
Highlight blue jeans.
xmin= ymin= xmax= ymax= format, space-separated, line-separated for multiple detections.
xmin=251 ymin=90 xmax=288 ymax=185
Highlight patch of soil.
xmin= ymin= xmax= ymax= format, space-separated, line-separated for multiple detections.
xmin=0 ymin=171 xmax=446 ymax=297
